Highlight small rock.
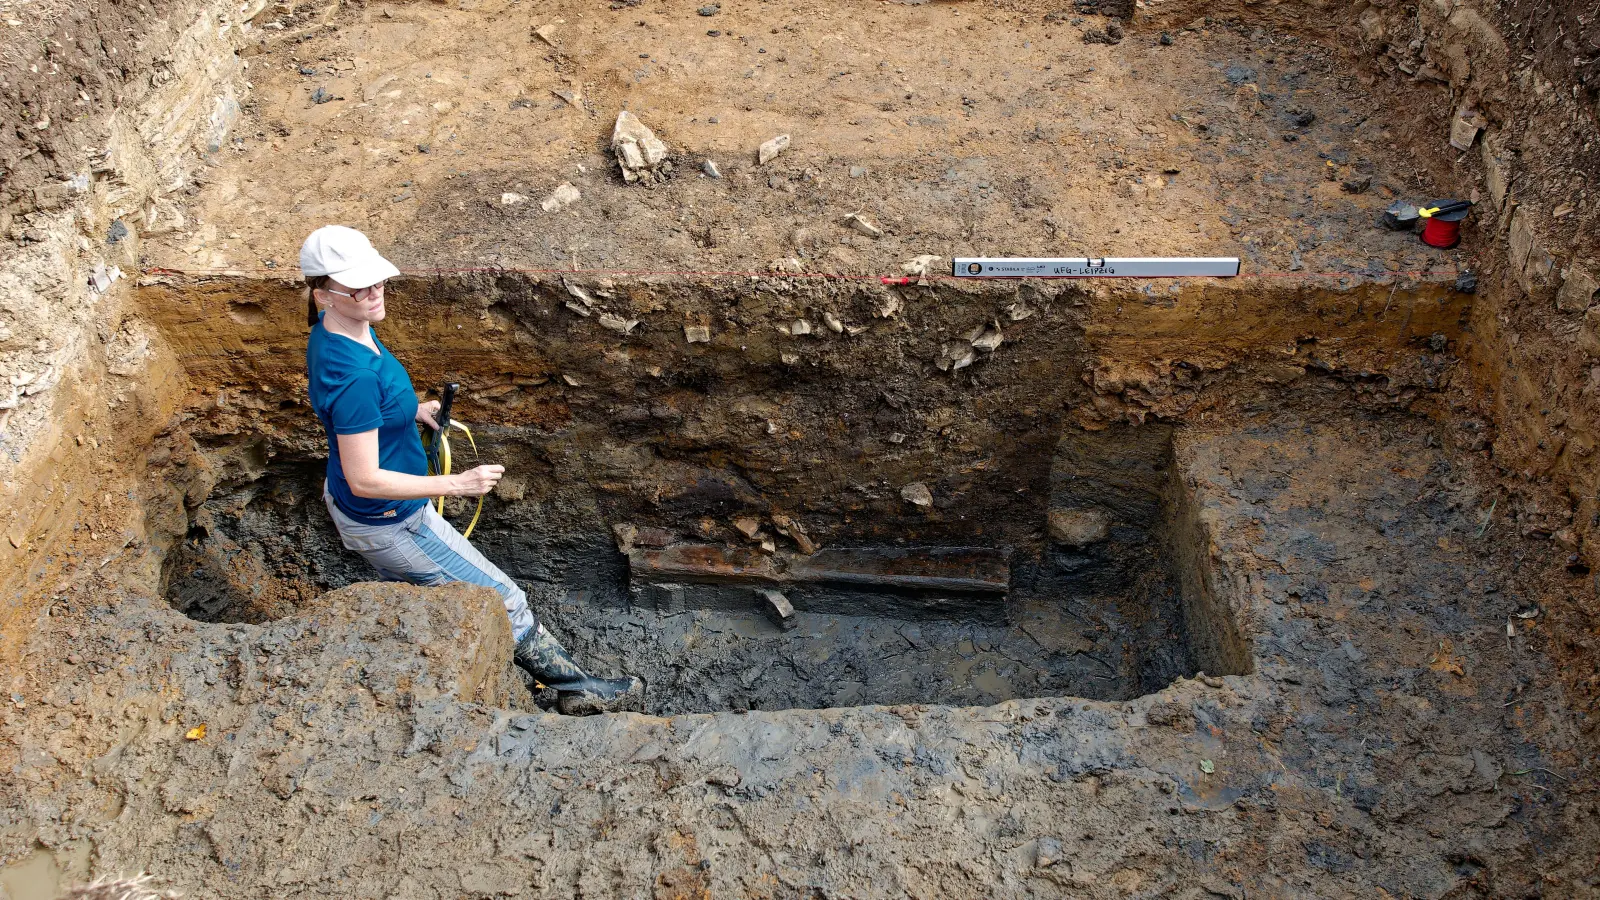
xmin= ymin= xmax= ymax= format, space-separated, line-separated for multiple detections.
xmin=698 ymin=3 xmax=720 ymax=14
xmin=822 ymin=311 xmax=844 ymax=333
xmin=1454 ymin=271 xmax=1479 ymax=295
xmin=598 ymin=313 xmax=639 ymax=335
xmin=1556 ymin=264 xmax=1598 ymax=313
xmin=733 ymin=517 xmax=762 ymax=540
xmin=1449 ymin=106 xmax=1483 ymax=151
xmin=532 ymin=23 xmax=559 ymax=45
xmin=936 ymin=341 xmax=975 ymax=372
xmin=501 ymin=192 xmax=527 ymax=205
xmin=1286 ymin=107 xmax=1315 ymax=127
xmin=612 ymin=522 xmax=639 ymax=551
xmin=970 ymin=323 xmax=1003 ymax=351
xmin=565 ymin=281 xmax=597 ymax=307
xmin=540 ymin=181 xmax=582 ymax=212
xmin=771 ymin=514 xmax=817 ymax=554
xmin=790 ymin=320 xmax=812 ymax=336
xmin=849 ymin=166 xmax=868 ymax=178
xmin=1341 ymin=175 xmax=1371 ymax=194
xmin=684 ymin=324 xmax=712 ymax=343
xmin=612 ymin=111 xmax=671 ymax=184
xmin=757 ymin=133 xmax=791 ymax=165
xmin=1159 ymin=31 xmax=1174 ymax=45
xmin=842 ymin=213 xmax=882 ymax=238
xmin=310 ymin=86 xmax=337 ymax=104
xmin=552 ymin=89 xmax=580 ymax=107
xmin=1048 ymin=508 xmax=1109 ymax=546
xmin=755 ymin=586 xmax=793 ymax=627
xmin=105 ymin=220 xmax=129 ymax=244
xmin=1035 ymin=836 xmax=1063 ymax=868
xmin=780 ymin=352 xmax=799 ymax=365
xmin=901 ymin=483 xmax=934 ymax=507
xmin=1554 ymin=528 xmax=1579 ymax=552
xmin=702 ymin=159 xmax=722 ymax=178
xmin=889 ymin=432 xmax=906 ymax=444
xmin=902 ymin=254 xmax=944 ymax=278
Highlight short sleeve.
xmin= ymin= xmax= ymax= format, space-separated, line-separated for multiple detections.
xmin=326 ymin=369 xmax=384 ymax=435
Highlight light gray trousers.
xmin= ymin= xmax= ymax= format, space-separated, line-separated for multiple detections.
xmin=323 ymin=485 xmax=539 ymax=642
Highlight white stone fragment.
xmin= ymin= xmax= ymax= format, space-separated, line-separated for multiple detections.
xmin=842 ymin=213 xmax=882 ymax=238
xmin=757 ymin=133 xmax=790 ymax=165
xmin=540 ymin=182 xmax=581 ymax=212
xmin=612 ymin=111 xmax=670 ymax=184
xmin=598 ymin=313 xmax=639 ymax=334
xmin=971 ymin=323 xmax=1003 ymax=352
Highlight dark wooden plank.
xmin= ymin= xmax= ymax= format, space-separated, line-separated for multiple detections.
xmin=627 ymin=544 xmax=1009 ymax=593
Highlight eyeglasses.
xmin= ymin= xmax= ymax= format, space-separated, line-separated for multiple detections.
xmin=324 ymin=281 xmax=385 ymax=301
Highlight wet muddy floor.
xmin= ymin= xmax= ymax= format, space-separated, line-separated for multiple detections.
xmin=167 ymin=462 xmax=1196 ymax=714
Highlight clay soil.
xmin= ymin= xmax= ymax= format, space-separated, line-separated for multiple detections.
xmin=2 ymin=0 xmax=1599 ymax=897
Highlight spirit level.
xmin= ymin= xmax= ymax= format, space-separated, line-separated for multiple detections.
xmin=951 ymin=257 xmax=1241 ymax=278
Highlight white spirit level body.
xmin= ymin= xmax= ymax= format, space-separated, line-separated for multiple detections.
xmin=951 ymin=257 xmax=1241 ymax=278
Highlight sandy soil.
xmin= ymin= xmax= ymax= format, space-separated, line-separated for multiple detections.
xmin=151 ymin=0 xmax=1469 ymax=281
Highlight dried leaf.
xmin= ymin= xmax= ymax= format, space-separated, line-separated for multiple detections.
xmin=1199 ymin=759 xmax=1215 ymax=775
xmin=185 ymin=724 xmax=207 ymax=741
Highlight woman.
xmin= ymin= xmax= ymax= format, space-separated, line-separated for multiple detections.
xmin=300 ymin=225 xmax=641 ymax=715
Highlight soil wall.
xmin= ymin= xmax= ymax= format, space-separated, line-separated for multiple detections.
xmin=0 ymin=0 xmax=264 ymax=658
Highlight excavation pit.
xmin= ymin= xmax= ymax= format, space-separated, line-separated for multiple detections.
xmin=162 ymin=430 xmax=1210 ymax=716
xmin=5 ymin=0 xmax=1593 ymax=887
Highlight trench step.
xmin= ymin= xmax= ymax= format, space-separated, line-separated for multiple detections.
xmin=626 ymin=543 xmax=1010 ymax=593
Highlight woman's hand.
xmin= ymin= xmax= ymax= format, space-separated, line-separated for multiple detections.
xmin=450 ymin=464 xmax=505 ymax=497
xmin=416 ymin=400 xmax=441 ymax=430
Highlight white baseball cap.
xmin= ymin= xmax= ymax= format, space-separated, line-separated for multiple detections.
xmin=299 ymin=225 xmax=401 ymax=289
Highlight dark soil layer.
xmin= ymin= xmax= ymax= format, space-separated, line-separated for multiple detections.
xmin=166 ymin=461 xmax=1197 ymax=714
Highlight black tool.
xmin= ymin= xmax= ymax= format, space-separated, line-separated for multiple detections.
xmin=424 ymin=382 xmax=458 ymax=476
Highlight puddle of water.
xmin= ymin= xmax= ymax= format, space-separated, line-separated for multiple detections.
xmin=0 ymin=846 xmax=60 ymax=900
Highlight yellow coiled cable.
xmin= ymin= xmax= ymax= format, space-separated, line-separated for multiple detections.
xmin=424 ymin=420 xmax=484 ymax=539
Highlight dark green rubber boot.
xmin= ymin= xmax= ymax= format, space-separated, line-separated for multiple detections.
xmin=513 ymin=625 xmax=644 ymax=715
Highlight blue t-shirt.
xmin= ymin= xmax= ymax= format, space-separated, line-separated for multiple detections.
xmin=306 ymin=315 xmax=429 ymax=525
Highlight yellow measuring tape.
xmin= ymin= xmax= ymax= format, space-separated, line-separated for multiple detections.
xmin=423 ymin=420 xmax=485 ymax=539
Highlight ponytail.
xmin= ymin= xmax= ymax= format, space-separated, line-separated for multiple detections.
xmin=305 ymin=275 xmax=329 ymax=327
